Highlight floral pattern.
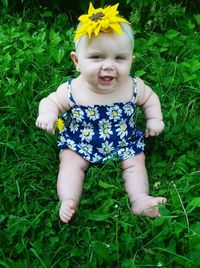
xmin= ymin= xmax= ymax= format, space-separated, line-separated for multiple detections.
xmin=57 ymin=77 xmax=145 ymax=164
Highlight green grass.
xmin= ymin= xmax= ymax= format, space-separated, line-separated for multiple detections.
xmin=0 ymin=4 xmax=200 ymax=268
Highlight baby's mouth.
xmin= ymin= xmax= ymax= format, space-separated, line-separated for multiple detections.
xmin=99 ymin=76 xmax=115 ymax=83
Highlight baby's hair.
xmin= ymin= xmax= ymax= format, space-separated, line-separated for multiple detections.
xmin=120 ymin=22 xmax=134 ymax=50
xmin=75 ymin=22 xmax=134 ymax=51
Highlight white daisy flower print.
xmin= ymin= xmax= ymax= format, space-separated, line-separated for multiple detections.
xmin=98 ymin=141 xmax=114 ymax=155
xmin=86 ymin=107 xmax=100 ymax=121
xmin=71 ymin=107 xmax=84 ymax=122
xmin=69 ymin=121 xmax=79 ymax=133
xmin=79 ymin=142 xmax=93 ymax=156
xmin=118 ymin=138 xmax=128 ymax=147
xmin=106 ymin=105 xmax=122 ymax=122
xmin=80 ymin=123 xmax=95 ymax=142
xmin=92 ymin=153 xmax=102 ymax=163
xmin=124 ymin=103 xmax=134 ymax=116
xmin=99 ymin=119 xmax=113 ymax=140
xmin=116 ymin=120 xmax=128 ymax=139
xmin=98 ymin=119 xmax=112 ymax=129
xmin=62 ymin=112 xmax=68 ymax=121
xmin=66 ymin=139 xmax=76 ymax=150
xmin=118 ymin=147 xmax=136 ymax=159
xmin=136 ymin=140 xmax=145 ymax=150
xmin=129 ymin=117 xmax=135 ymax=128
xmin=57 ymin=135 xmax=66 ymax=147
xmin=60 ymin=136 xmax=67 ymax=144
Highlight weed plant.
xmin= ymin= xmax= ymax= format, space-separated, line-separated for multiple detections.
xmin=0 ymin=2 xmax=200 ymax=268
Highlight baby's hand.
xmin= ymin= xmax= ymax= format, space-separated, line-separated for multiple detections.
xmin=36 ymin=112 xmax=58 ymax=134
xmin=145 ymin=119 xmax=164 ymax=137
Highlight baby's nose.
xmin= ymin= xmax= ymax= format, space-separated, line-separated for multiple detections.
xmin=102 ymin=60 xmax=114 ymax=70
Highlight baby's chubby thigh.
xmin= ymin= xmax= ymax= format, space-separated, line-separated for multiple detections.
xmin=59 ymin=149 xmax=90 ymax=171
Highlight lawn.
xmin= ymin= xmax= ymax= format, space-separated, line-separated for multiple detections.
xmin=0 ymin=1 xmax=200 ymax=267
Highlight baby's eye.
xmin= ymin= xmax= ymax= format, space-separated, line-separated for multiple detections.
xmin=116 ymin=56 xmax=126 ymax=60
xmin=90 ymin=55 xmax=104 ymax=60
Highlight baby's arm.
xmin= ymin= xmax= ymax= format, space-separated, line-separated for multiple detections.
xmin=136 ymin=78 xmax=164 ymax=137
xmin=36 ymin=83 xmax=70 ymax=134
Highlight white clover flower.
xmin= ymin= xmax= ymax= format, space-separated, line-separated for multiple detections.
xmin=104 ymin=242 xmax=110 ymax=248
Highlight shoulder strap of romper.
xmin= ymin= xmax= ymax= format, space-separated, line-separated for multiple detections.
xmin=66 ymin=80 xmax=76 ymax=106
xmin=130 ymin=76 xmax=138 ymax=103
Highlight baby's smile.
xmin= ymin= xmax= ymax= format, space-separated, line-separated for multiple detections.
xmin=99 ymin=75 xmax=116 ymax=85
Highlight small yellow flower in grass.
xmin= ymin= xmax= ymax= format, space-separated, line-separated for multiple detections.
xmin=154 ymin=181 xmax=161 ymax=189
xmin=56 ymin=118 xmax=64 ymax=132
xmin=74 ymin=3 xmax=130 ymax=42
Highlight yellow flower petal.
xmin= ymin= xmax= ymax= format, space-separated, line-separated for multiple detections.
xmin=74 ymin=2 xmax=130 ymax=42
xmin=56 ymin=118 xmax=64 ymax=132
xmin=109 ymin=23 xmax=123 ymax=35
xmin=94 ymin=23 xmax=101 ymax=36
xmin=88 ymin=2 xmax=95 ymax=14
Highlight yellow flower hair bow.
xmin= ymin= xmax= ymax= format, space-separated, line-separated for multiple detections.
xmin=74 ymin=3 xmax=130 ymax=42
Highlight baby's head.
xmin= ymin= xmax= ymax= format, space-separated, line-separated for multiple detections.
xmin=74 ymin=3 xmax=134 ymax=52
xmin=71 ymin=3 xmax=135 ymax=88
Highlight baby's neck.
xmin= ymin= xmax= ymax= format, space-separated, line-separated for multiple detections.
xmin=71 ymin=75 xmax=133 ymax=106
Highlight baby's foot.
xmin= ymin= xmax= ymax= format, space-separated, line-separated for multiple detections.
xmin=59 ymin=199 xmax=76 ymax=223
xmin=131 ymin=196 xmax=167 ymax=218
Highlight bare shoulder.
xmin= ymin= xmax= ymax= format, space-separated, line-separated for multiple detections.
xmin=48 ymin=81 xmax=71 ymax=112
xmin=56 ymin=82 xmax=69 ymax=93
xmin=135 ymin=77 xmax=153 ymax=106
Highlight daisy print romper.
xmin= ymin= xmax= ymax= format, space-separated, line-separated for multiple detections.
xmin=57 ymin=76 xmax=145 ymax=164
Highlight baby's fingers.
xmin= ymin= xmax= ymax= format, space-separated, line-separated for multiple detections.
xmin=36 ymin=120 xmax=55 ymax=134
xmin=145 ymin=129 xmax=155 ymax=137
xmin=46 ymin=124 xmax=55 ymax=134
xmin=145 ymin=129 xmax=162 ymax=137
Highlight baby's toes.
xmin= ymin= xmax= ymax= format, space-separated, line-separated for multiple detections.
xmin=59 ymin=200 xmax=76 ymax=223
xmin=142 ymin=207 xmax=160 ymax=218
xmin=155 ymin=197 xmax=167 ymax=205
xmin=59 ymin=212 xmax=69 ymax=223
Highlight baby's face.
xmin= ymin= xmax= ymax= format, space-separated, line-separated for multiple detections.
xmin=73 ymin=31 xmax=133 ymax=92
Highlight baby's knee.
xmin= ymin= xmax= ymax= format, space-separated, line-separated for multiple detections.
xmin=122 ymin=152 xmax=145 ymax=171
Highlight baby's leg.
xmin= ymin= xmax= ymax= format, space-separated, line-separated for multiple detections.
xmin=57 ymin=149 xmax=89 ymax=223
xmin=122 ymin=152 xmax=166 ymax=218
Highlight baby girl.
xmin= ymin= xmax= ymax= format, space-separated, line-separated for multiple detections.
xmin=36 ymin=3 xmax=166 ymax=223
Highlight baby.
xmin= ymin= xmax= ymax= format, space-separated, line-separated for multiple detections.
xmin=36 ymin=3 xmax=166 ymax=223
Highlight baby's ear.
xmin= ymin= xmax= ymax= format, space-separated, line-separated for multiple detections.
xmin=132 ymin=55 xmax=135 ymax=62
xmin=70 ymin=52 xmax=78 ymax=65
